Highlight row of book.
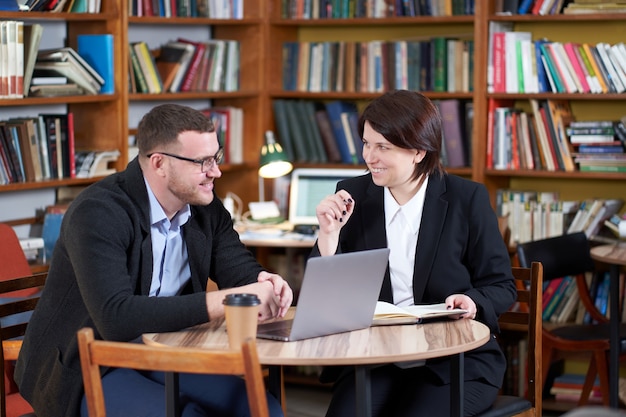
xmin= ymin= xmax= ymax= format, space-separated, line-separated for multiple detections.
xmin=3 ymin=0 xmax=100 ymax=12
xmin=282 ymin=37 xmax=475 ymax=94
xmin=487 ymin=98 xmax=626 ymax=173
xmin=129 ymin=39 xmax=240 ymax=94
xmin=280 ymin=0 xmax=475 ymax=19
xmin=496 ymin=189 xmax=624 ymax=243
xmin=272 ymin=98 xmax=472 ymax=168
xmin=496 ymin=0 xmax=569 ymax=15
xmin=200 ymin=107 xmax=243 ymax=164
xmin=542 ymin=269 xmax=626 ymax=327
xmin=489 ymin=27 xmax=626 ymax=94
xmin=129 ymin=0 xmax=243 ymax=18
xmin=0 ymin=114 xmax=76 ymax=185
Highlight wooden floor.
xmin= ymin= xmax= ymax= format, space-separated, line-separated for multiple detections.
xmin=285 ymin=384 xmax=331 ymax=417
xmin=283 ymin=383 xmax=573 ymax=417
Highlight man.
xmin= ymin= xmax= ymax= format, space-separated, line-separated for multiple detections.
xmin=15 ymin=104 xmax=292 ymax=417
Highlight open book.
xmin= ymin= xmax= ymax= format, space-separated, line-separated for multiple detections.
xmin=372 ymin=301 xmax=468 ymax=326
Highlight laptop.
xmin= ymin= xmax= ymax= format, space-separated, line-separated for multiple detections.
xmin=257 ymin=248 xmax=390 ymax=342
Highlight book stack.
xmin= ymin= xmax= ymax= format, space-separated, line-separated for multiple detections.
xmin=570 ymin=119 xmax=626 ymax=173
xmin=563 ymin=0 xmax=626 ymax=14
xmin=0 ymin=113 xmax=79 ymax=185
xmin=549 ymin=373 xmax=603 ymax=403
xmin=129 ymin=39 xmax=240 ymax=94
xmin=33 ymin=47 xmax=105 ymax=95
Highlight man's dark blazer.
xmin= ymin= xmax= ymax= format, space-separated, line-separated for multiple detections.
xmin=15 ymin=158 xmax=263 ymax=417
xmin=311 ymin=172 xmax=516 ymax=388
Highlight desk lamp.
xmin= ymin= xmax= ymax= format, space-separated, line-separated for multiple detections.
xmin=258 ymin=131 xmax=293 ymax=202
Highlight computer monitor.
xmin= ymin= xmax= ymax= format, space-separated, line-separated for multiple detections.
xmin=288 ymin=168 xmax=366 ymax=229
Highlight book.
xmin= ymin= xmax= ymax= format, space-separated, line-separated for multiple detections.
xmin=155 ymin=41 xmax=193 ymax=92
xmin=372 ymin=301 xmax=468 ymax=326
xmin=132 ymin=41 xmax=162 ymax=93
xmin=437 ymin=99 xmax=468 ymax=168
xmin=75 ymin=150 xmax=120 ymax=178
xmin=77 ymin=34 xmax=115 ymax=94
xmin=325 ymin=100 xmax=359 ymax=164
xmin=313 ymin=105 xmax=342 ymax=163
xmin=271 ymin=99 xmax=295 ymax=161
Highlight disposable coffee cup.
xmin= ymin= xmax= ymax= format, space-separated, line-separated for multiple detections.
xmin=223 ymin=293 xmax=261 ymax=350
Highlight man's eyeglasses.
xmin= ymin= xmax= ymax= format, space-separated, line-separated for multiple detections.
xmin=146 ymin=148 xmax=224 ymax=173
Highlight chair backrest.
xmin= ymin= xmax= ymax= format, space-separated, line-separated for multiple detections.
xmin=77 ymin=327 xmax=270 ymax=417
xmin=0 ymin=272 xmax=47 ymax=417
xmin=516 ymin=232 xmax=594 ymax=281
xmin=499 ymin=262 xmax=543 ymax=416
xmin=0 ymin=223 xmax=32 ymax=282
xmin=516 ymin=231 xmax=605 ymax=323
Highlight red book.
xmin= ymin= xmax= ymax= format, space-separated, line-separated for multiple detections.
xmin=177 ymin=38 xmax=206 ymax=92
xmin=564 ymin=42 xmax=591 ymax=93
xmin=67 ymin=112 xmax=76 ymax=178
xmin=492 ymin=32 xmax=506 ymax=93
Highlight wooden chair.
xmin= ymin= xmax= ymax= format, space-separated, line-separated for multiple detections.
xmin=77 ymin=327 xmax=270 ymax=417
xmin=477 ymin=262 xmax=543 ymax=417
xmin=517 ymin=232 xmax=621 ymax=406
xmin=0 ymin=273 xmax=46 ymax=417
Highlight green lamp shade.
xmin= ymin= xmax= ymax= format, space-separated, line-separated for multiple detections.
xmin=259 ymin=131 xmax=293 ymax=179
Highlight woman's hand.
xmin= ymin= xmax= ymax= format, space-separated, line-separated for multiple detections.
xmin=315 ymin=190 xmax=354 ymax=256
xmin=445 ymin=294 xmax=478 ymax=320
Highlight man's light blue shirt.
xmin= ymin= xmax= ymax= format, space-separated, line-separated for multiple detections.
xmin=145 ymin=180 xmax=191 ymax=297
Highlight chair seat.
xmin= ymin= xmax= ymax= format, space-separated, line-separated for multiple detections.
xmin=551 ymin=323 xmax=626 ymax=351
xmin=5 ymin=391 xmax=35 ymax=417
xmin=475 ymin=395 xmax=531 ymax=417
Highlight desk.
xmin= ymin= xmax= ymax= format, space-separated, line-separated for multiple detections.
xmin=239 ymin=232 xmax=315 ymax=290
xmin=590 ymin=242 xmax=626 ymax=409
xmin=144 ymin=316 xmax=490 ymax=417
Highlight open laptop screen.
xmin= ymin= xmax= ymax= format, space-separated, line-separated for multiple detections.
xmin=288 ymin=168 xmax=365 ymax=227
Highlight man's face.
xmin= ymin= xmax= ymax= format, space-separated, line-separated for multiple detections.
xmin=164 ymin=130 xmax=222 ymax=208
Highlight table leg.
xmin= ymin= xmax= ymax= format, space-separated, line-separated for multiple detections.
xmin=355 ymin=365 xmax=372 ymax=417
xmin=165 ymin=372 xmax=180 ymax=417
xmin=450 ymin=353 xmax=464 ymax=417
xmin=609 ymin=264 xmax=619 ymax=409
xmin=267 ymin=366 xmax=283 ymax=405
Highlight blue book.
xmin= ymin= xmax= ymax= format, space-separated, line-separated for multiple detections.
xmin=77 ymin=34 xmax=114 ymax=94
xmin=517 ymin=0 xmax=533 ymax=14
xmin=534 ymin=40 xmax=550 ymax=93
xmin=325 ymin=100 xmax=359 ymax=164
xmin=0 ymin=0 xmax=19 ymax=10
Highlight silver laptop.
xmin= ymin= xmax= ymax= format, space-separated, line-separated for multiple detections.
xmin=257 ymin=248 xmax=390 ymax=342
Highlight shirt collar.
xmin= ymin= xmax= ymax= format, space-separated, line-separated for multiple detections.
xmin=384 ymin=176 xmax=429 ymax=234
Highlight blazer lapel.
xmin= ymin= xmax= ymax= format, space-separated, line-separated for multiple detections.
xmin=359 ymin=181 xmax=392 ymax=302
xmin=411 ymin=175 xmax=448 ymax=303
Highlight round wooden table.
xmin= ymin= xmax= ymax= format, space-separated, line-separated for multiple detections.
xmin=144 ymin=315 xmax=490 ymax=417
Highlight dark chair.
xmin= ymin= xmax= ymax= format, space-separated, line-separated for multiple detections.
xmin=477 ymin=262 xmax=543 ymax=417
xmin=0 ymin=273 xmax=46 ymax=417
xmin=517 ymin=231 xmax=621 ymax=406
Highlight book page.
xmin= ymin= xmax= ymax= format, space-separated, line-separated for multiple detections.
xmin=372 ymin=301 xmax=468 ymax=326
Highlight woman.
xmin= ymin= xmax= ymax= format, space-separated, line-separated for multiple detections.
xmin=312 ymin=90 xmax=516 ymax=417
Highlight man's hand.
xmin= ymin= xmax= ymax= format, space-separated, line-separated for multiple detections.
xmin=257 ymin=271 xmax=293 ymax=319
